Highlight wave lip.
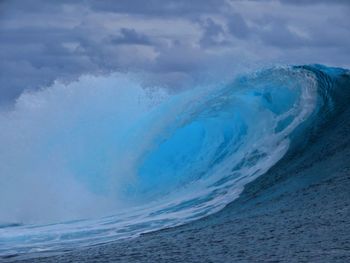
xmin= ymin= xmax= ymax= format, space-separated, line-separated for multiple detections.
xmin=0 ymin=65 xmax=348 ymax=259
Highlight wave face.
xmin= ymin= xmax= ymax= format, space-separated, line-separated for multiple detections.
xmin=0 ymin=65 xmax=348 ymax=258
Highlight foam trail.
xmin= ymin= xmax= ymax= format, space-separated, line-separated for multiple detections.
xmin=0 ymin=66 xmax=328 ymax=258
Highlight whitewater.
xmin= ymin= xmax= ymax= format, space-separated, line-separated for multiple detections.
xmin=0 ymin=65 xmax=348 ymax=259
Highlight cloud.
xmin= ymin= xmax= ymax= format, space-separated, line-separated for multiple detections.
xmin=199 ymin=18 xmax=227 ymax=48
xmin=87 ymin=0 xmax=227 ymax=16
xmin=227 ymin=13 xmax=250 ymax=39
xmin=278 ymin=0 xmax=350 ymax=5
xmin=0 ymin=0 xmax=349 ymax=105
xmin=109 ymin=28 xmax=152 ymax=46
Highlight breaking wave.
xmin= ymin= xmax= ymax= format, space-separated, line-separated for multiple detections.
xmin=0 ymin=65 xmax=349 ymax=258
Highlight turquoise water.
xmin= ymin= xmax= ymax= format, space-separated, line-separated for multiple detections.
xmin=0 ymin=65 xmax=348 ymax=258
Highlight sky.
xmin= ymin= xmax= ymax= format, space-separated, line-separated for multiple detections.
xmin=0 ymin=0 xmax=349 ymax=105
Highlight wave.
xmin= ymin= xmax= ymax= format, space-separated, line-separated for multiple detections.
xmin=0 ymin=65 xmax=349 ymax=258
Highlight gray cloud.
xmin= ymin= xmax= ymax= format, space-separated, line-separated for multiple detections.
xmin=279 ymin=0 xmax=350 ymax=5
xmin=109 ymin=28 xmax=152 ymax=46
xmin=199 ymin=18 xmax=227 ymax=48
xmin=227 ymin=13 xmax=250 ymax=39
xmin=0 ymin=0 xmax=349 ymax=105
xmin=87 ymin=0 xmax=227 ymax=16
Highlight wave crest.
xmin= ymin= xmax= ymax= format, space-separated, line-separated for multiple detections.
xmin=2 ymin=65 xmax=347 ymax=257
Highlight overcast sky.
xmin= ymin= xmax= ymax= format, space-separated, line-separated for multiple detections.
xmin=0 ymin=0 xmax=349 ymax=105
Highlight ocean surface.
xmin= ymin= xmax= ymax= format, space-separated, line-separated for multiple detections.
xmin=0 ymin=65 xmax=349 ymax=262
